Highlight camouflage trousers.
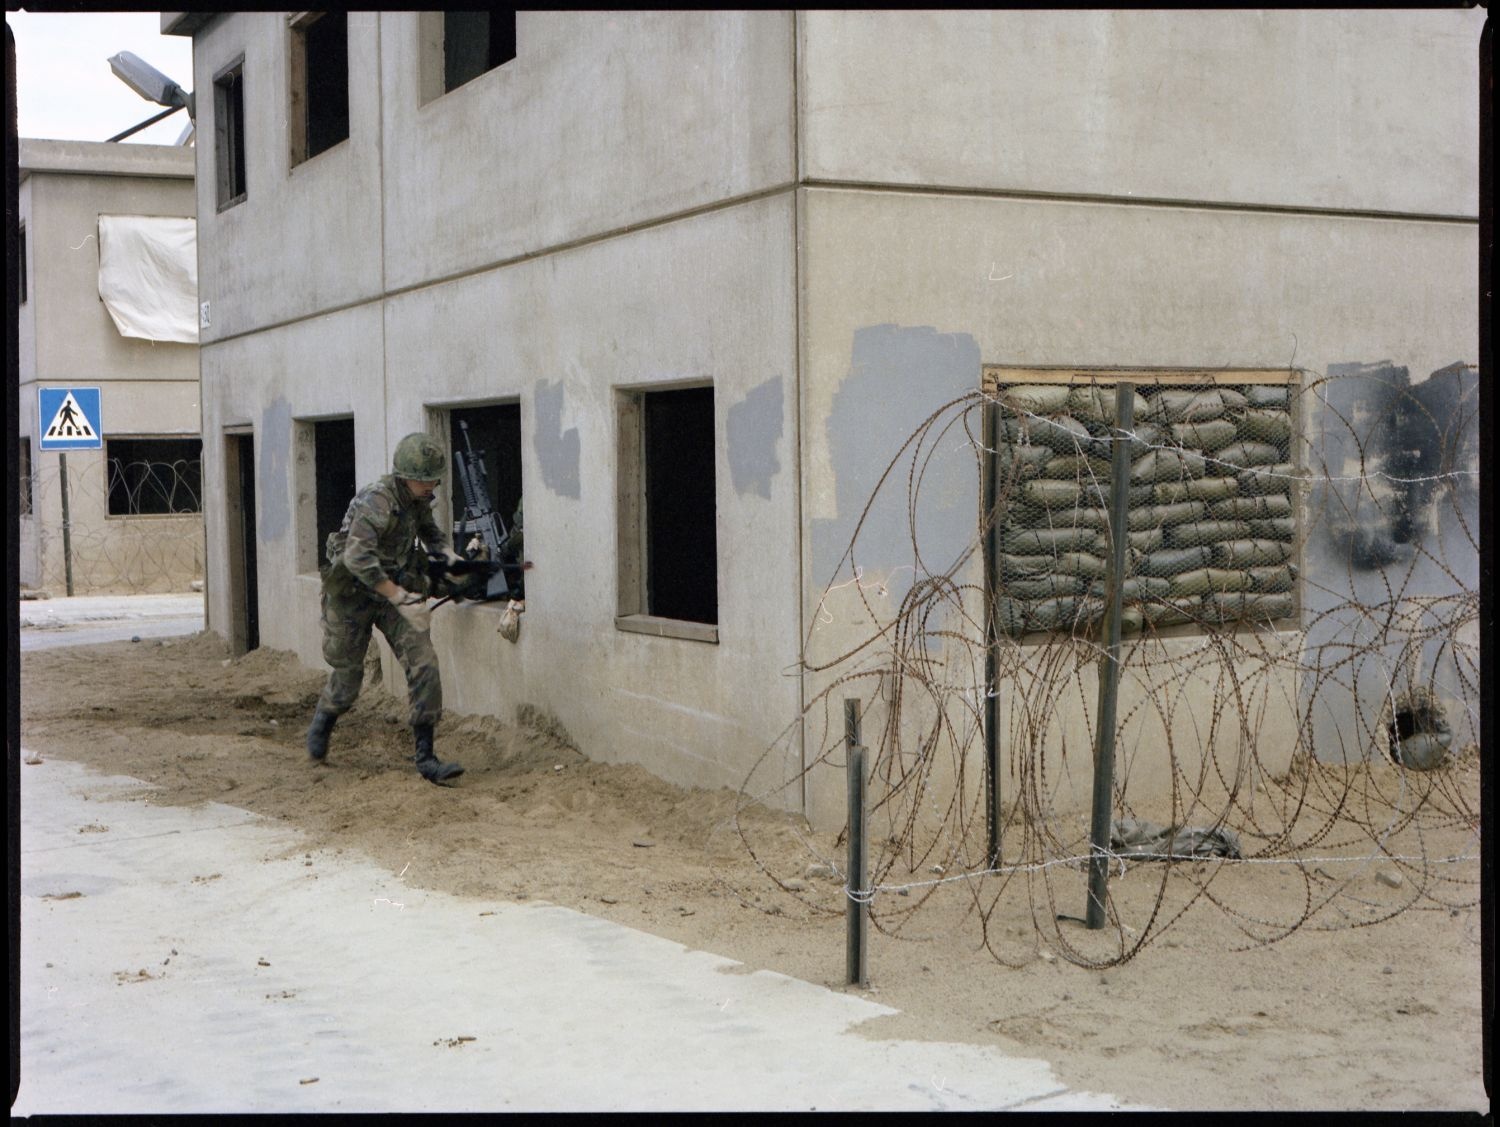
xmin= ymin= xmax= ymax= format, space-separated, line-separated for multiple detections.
xmin=315 ymin=585 xmax=442 ymax=729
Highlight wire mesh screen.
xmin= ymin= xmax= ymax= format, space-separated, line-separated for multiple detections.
xmin=992 ymin=379 xmax=1297 ymax=639
xmin=723 ymin=364 xmax=1478 ymax=968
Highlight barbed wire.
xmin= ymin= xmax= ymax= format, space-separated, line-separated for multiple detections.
xmin=721 ymin=365 xmax=1480 ymax=967
xmin=20 ymin=458 xmax=205 ymax=595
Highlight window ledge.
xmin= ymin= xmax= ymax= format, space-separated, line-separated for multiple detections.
xmin=615 ymin=614 xmax=718 ymax=644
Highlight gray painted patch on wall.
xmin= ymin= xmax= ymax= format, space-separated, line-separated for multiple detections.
xmin=726 ymin=376 xmax=784 ymax=499
xmin=258 ymin=396 xmax=293 ymax=542
xmin=534 ymin=379 xmax=581 ymax=499
xmin=811 ymin=325 xmax=981 ymax=603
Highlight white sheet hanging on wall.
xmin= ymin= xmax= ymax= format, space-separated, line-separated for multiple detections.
xmin=97 ymin=214 xmax=199 ymax=344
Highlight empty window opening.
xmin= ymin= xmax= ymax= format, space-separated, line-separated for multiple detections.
xmin=19 ymin=436 xmax=33 ymax=516
xmin=314 ymin=417 xmax=356 ymax=569
xmin=634 ymin=386 xmax=718 ymax=627
xmin=449 ymin=403 xmax=523 ymax=601
xmin=290 ymin=12 xmax=350 ymax=165
xmin=214 ymin=60 xmax=247 ymax=209
xmin=106 ymin=437 xmax=203 ymax=516
xmin=18 ymin=222 xmax=26 ymax=304
xmin=445 ymin=11 xmax=516 ymax=92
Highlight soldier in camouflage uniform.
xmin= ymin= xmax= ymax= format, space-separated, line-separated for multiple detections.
xmin=305 ymin=433 xmax=468 ymax=783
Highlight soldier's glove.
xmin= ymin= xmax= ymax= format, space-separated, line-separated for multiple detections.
xmin=388 ymin=586 xmax=432 ymax=632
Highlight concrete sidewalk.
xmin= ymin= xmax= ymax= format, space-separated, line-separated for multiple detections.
xmin=15 ymin=757 xmax=1140 ymax=1114
xmin=19 ymin=593 xmax=205 ymax=651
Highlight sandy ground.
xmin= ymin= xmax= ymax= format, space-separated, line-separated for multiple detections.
xmin=18 ymin=630 xmax=1490 ymax=1113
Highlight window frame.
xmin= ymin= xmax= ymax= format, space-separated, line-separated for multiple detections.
xmin=103 ymin=435 xmax=205 ymax=519
xmin=213 ymin=56 xmax=248 ymax=211
xmin=981 ymin=365 xmax=1303 ymax=641
xmin=614 ymin=383 xmax=720 ymax=644
xmin=418 ymin=10 xmax=518 ymax=106
xmin=287 ymin=11 xmax=351 ymax=169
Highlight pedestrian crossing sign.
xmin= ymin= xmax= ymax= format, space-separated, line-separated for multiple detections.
xmin=39 ymin=387 xmax=103 ymax=450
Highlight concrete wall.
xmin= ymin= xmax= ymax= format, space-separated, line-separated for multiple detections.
xmin=190 ymin=11 xmax=794 ymax=341
xmin=799 ymin=9 xmax=1482 ymax=217
xmin=17 ymin=141 xmax=201 ymax=595
xmin=796 ymin=189 xmax=1478 ymax=825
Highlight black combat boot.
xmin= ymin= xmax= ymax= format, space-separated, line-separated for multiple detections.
xmin=306 ymin=709 xmax=338 ymax=762
xmin=413 ymin=723 xmax=463 ymax=783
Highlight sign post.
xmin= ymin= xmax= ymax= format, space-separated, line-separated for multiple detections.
xmin=39 ymin=388 xmax=104 ymax=597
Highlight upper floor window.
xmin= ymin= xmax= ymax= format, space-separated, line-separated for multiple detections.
xmin=420 ymin=11 xmax=516 ymax=104
xmin=290 ymin=12 xmax=350 ymax=166
xmin=214 ymin=59 xmax=247 ymax=209
xmin=17 ymin=222 xmax=26 ymax=304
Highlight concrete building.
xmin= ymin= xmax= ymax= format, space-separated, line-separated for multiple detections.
xmin=166 ymin=11 xmax=1482 ymax=827
xmin=18 ymin=139 xmax=202 ymax=596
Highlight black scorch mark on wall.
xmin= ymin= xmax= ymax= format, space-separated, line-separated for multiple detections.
xmin=1314 ymin=361 xmax=1478 ymax=572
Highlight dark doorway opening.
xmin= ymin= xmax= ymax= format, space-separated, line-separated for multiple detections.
xmin=226 ymin=432 xmax=259 ymax=653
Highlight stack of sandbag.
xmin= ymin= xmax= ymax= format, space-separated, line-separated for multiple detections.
xmin=991 ymin=383 xmax=1296 ymax=637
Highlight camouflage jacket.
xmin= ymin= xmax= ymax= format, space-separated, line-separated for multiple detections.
xmin=323 ymin=474 xmax=450 ymax=597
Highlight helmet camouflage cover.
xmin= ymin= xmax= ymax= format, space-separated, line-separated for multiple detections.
xmin=392 ymin=433 xmax=446 ymax=481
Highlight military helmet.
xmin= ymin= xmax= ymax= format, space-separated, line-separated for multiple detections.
xmin=392 ymin=433 xmax=445 ymax=481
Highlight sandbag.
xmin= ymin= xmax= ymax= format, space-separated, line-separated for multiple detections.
xmin=1245 ymin=385 xmax=1291 ymax=409
xmin=1169 ymin=567 xmax=1255 ymax=597
xmin=1215 ymin=442 xmax=1284 ymax=468
xmin=1040 ymin=454 xmax=1113 ymax=480
xmin=1237 ymin=464 xmax=1296 ymax=496
xmin=1126 ymin=529 xmax=1165 ymax=554
xmin=1165 ymin=520 xmax=1256 ymax=547
xmin=997 ymin=384 xmax=1071 ymax=414
xmin=1002 ymin=526 xmax=1099 ymax=554
xmin=1019 ymin=479 xmax=1083 ymax=509
xmin=1067 ymin=385 xmax=1150 ymax=425
xmin=1248 ymin=517 xmax=1295 ymax=539
xmin=1132 ymin=448 xmax=1209 ymax=482
xmin=1089 ymin=575 xmax=1174 ymax=600
xmin=1213 ymin=539 xmax=1291 ymax=566
xmin=1031 ymin=414 xmax=1098 ymax=453
xmin=1209 ymin=494 xmax=1292 ymax=519
xmin=1053 ymin=552 xmax=1109 ymax=579
xmin=1144 ymin=598 xmax=1203 ymax=627
xmin=1000 ymin=553 xmax=1058 ymax=578
xmin=1153 ymin=477 xmax=1240 ymax=504
xmin=1136 ymin=545 xmax=1215 ymax=576
xmin=1201 ymin=592 xmax=1295 ymax=623
xmin=1002 ymin=574 xmax=1088 ymax=600
xmin=1077 ymin=482 xmax=1157 ymax=509
xmin=1246 ymin=565 xmax=1296 ymax=592
xmin=1170 ymin=418 xmax=1240 ymax=451
xmin=1144 ymin=387 xmax=1249 ymax=423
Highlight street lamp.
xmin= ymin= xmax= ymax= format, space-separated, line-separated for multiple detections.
xmin=106 ymin=50 xmax=195 ymax=144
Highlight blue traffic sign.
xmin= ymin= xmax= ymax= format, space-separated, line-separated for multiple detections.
xmin=39 ymin=387 xmax=103 ymax=450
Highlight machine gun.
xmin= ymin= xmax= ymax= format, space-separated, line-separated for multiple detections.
xmin=451 ymin=420 xmax=524 ymax=601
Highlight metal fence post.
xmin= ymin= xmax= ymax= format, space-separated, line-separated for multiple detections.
xmin=845 ymin=698 xmax=868 ymax=986
xmin=982 ymin=398 xmax=1003 ymax=868
xmin=59 ymin=451 xmax=75 ymax=597
xmin=1087 ymin=382 xmax=1134 ymax=929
